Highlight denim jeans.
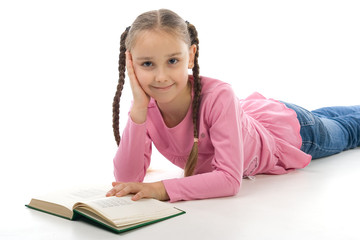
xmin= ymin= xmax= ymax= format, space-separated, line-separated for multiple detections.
xmin=281 ymin=102 xmax=360 ymax=159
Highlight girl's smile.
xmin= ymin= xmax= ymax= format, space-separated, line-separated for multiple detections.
xmin=151 ymin=83 xmax=175 ymax=91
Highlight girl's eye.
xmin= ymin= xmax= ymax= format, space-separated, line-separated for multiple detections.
xmin=168 ymin=58 xmax=178 ymax=65
xmin=142 ymin=61 xmax=153 ymax=67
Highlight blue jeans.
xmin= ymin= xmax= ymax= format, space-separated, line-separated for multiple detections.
xmin=281 ymin=102 xmax=360 ymax=159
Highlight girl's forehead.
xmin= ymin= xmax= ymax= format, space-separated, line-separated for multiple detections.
xmin=135 ymin=29 xmax=181 ymax=44
xmin=131 ymin=30 xmax=188 ymax=56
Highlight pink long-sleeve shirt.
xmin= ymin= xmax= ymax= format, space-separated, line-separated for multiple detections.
xmin=113 ymin=76 xmax=312 ymax=202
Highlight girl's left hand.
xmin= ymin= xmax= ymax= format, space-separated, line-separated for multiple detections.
xmin=106 ymin=181 xmax=170 ymax=201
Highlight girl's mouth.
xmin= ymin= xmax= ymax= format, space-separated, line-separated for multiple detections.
xmin=152 ymin=83 xmax=175 ymax=90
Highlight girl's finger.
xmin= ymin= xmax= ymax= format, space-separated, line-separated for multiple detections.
xmin=125 ymin=52 xmax=139 ymax=88
xmin=106 ymin=183 xmax=124 ymax=197
xmin=126 ymin=59 xmax=139 ymax=89
xmin=115 ymin=185 xmax=132 ymax=197
xmin=112 ymin=181 xmax=122 ymax=187
xmin=115 ymin=183 xmax=143 ymax=198
xmin=132 ymin=191 xmax=145 ymax=201
xmin=106 ymin=188 xmax=116 ymax=197
xmin=125 ymin=51 xmax=135 ymax=75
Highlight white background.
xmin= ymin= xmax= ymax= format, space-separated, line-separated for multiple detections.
xmin=0 ymin=0 xmax=359 ymax=238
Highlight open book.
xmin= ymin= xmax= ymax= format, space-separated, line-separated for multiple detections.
xmin=26 ymin=186 xmax=185 ymax=233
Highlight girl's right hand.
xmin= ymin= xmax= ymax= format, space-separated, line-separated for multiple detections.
xmin=126 ymin=51 xmax=150 ymax=124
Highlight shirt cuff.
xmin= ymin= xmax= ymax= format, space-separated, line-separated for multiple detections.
xmin=162 ymin=178 xmax=183 ymax=203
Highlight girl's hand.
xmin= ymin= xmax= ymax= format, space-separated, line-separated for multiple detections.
xmin=126 ymin=51 xmax=150 ymax=124
xmin=106 ymin=181 xmax=170 ymax=201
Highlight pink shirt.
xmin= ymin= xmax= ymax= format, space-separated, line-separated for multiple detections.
xmin=113 ymin=76 xmax=312 ymax=202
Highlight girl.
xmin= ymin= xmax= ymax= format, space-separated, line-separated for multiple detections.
xmin=106 ymin=9 xmax=360 ymax=202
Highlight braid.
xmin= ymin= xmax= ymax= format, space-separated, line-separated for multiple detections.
xmin=184 ymin=22 xmax=201 ymax=177
xmin=112 ymin=26 xmax=130 ymax=146
xmin=188 ymin=22 xmax=201 ymax=138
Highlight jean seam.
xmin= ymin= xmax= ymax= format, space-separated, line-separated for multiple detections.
xmin=302 ymin=141 xmax=342 ymax=152
xmin=299 ymin=114 xmax=315 ymax=126
xmin=299 ymin=122 xmax=315 ymax=126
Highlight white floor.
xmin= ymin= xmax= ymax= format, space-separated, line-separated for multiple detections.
xmin=2 ymin=148 xmax=359 ymax=240
xmin=1 ymin=1 xmax=359 ymax=239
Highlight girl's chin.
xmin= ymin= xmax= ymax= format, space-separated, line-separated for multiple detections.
xmin=152 ymin=96 xmax=174 ymax=104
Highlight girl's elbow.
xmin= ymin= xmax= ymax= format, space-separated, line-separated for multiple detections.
xmin=228 ymin=176 xmax=242 ymax=196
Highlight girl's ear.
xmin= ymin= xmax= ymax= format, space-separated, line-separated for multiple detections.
xmin=188 ymin=44 xmax=197 ymax=69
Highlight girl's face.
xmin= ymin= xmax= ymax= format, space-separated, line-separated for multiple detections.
xmin=130 ymin=30 xmax=196 ymax=105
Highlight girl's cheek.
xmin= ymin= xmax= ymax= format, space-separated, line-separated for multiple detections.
xmin=135 ymin=71 xmax=152 ymax=92
xmin=132 ymin=67 xmax=145 ymax=82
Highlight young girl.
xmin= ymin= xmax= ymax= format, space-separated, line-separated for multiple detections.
xmin=106 ymin=9 xmax=360 ymax=202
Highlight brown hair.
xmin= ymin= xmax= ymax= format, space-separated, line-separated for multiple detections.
xmin=112 ymin=9 xmax=201 ymax=177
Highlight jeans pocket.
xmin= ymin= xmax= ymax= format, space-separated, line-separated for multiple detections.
xmin=281 ymin=101 xmax=315 ymax=127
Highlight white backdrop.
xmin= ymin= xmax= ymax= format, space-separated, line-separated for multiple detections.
xmin=0 ymin=0 xmax=359 ymax=217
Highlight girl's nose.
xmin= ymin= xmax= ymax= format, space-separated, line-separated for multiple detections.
xmin=155 ymin=68 xmax=168 ymax=83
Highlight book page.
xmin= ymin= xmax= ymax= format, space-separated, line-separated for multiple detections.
xmin=74 ymin=196 xmax=182 ymax=227
xmin=30 ymin=185 xmax=109 ymax=211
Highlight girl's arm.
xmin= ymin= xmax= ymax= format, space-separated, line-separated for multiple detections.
xmin=109 ymin=108 xmax=170 ymax=201
xmin=162 ymin=85 xmax=245 ymax=202
xmin=112 ymin=116 xmax=152 ymax=183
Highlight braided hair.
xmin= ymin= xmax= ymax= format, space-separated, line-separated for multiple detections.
xmin=184 ymin=21 xmax=201 ymax=177
xmin=112 ymin=9 xmax=201 ymax=177
xmin=112 ymin=26 xmax=130 ymax=146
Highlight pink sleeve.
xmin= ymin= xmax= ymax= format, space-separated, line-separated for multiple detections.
xmin=163 ymin=86 xmax=244 ymax=202
xmin=113 ymin=117 xmax=152 ymax=182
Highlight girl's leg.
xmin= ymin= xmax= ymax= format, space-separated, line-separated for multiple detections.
xmin=281 ymin=102 xmax=360 ymax=159
xmin=312 ymin=105 xmax=360 ymax=118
